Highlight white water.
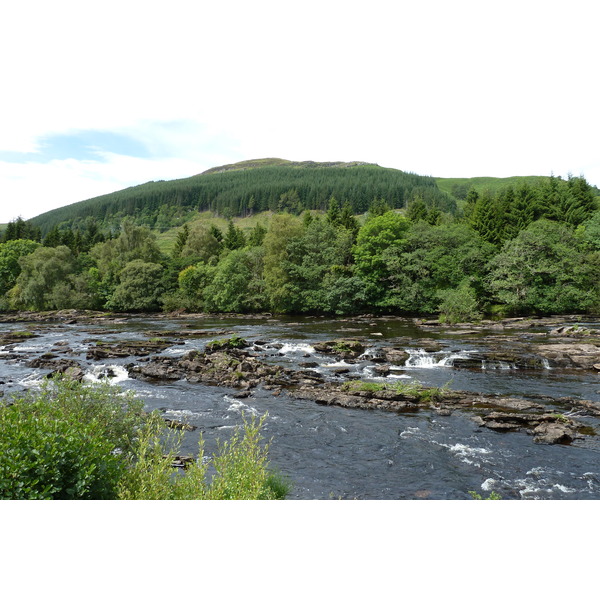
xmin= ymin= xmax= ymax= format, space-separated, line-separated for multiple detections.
xmin=83 ymin=364 xmax=130 ymax=384
xmin=405 ymin=348 xmax=475 ymax=368
xmin=224 ymin=394 xmax=260 ymax=416
xmin=279 ymin=343 xmax=316 ymax=355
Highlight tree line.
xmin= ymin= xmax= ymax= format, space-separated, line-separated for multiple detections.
xmin=1 ymin=175 xmax=598 ymax=321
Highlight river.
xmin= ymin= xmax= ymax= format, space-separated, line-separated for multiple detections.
xmin=1 ymin=313 xmax=599 ymax=499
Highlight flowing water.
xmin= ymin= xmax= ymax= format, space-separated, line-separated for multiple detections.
xmin=1 ymin=314 xmax=599 ymax=500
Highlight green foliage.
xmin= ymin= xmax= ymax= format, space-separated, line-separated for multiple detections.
xmin=176 ymin=262 xmax=217 ymax=311
xmin=1 ymin=217 xmax=41 ymax=243
xmin=172 ymin=223 xmax=189 ymax=257
xmin=223 ymin=219 xmax=246 ymax=250
xmin=119 ymin=413 xmax=289 ymax=500
xmin=106 ymin=260 xmax=165 ymax=312
xmin=0 ymin=378 xmax=144 ymax=499
xmin=0 ymin=239 xmax=41 ymax=297
xmin=468 ymin=176 xmax=598 ymax=245
xmin=262 ymin=213 xmax=304 ymax=312
xmin=203 ymin=414 xmax=287 ymax=500
xmin=4 ymin=162 xmax=598 ymax=320
xmin=0 ymin=378 xmax=289 ymax=500
xmin=340 ymin=379 xmax=447 ymax=401
xmin=487 ymin=219 xmax=598 ymax=314
xmin=203 ymin=247 xmax=267 ymax=313
xmin=468 ymin=491 xmax=502 ymax=500
xmin=9 ymin=245 xmax=97 ymax=311
xmin=377 ymin=222 xmax=494 ymax=313
xmin=352 ymin=212 xmax=411 ymax=294
xmin=177 ymin=221 xmax=223 ymax=263
xmin=437 ymin=175 xmax=551 ymax=198
xmin=438 ymin=280 xmax=483 ymax=324
xmin=577 ymin=211 xmax=600 ymax=251
xmin=326 ymin=196 xmax=341 ymax=225
xmin=279 ymin=217 xmax=360 ymax=313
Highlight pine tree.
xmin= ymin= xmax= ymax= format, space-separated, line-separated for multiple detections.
xmin=339 ymin=201 xmax=359 ymax=236
xmin=326 ymin=196 xmax=341 ymax=226
xmin=173 ymin=224 xmax=190 ymax=257
xmin=223 ymin=220 xmax=246 ymax=250
xmin=406 ymin=199 xmax=428 ymax=223
xmin=469 ymin=190 xmax=504 ymax=245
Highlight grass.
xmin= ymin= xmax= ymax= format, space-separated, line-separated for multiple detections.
xmin=340 ymin=379 xmax=449 ymax=401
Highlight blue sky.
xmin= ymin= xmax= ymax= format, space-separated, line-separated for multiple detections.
xmin=1 ymin=0 xmax=598 ymax=223
xmin=0 ymin=130 xmax=154 ymax=163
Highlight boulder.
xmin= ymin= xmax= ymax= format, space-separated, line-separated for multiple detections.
xmin=535 ymin=343 xmax=600 ymax=369
xmin=312 ymin=339 xmax=366 ymax=359
xmin=533 ymin=422 xmax=575 ymax=445
xmin=382 ymin=348 xmax=410 ymax=365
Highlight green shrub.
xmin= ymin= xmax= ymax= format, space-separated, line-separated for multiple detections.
xmin=438 ymin=280 xmax=482 ymax=324
xmin=204 ymin=414 xmax=285 ymax=500
xmin=0 ymin=389 xmax=128 ymax=499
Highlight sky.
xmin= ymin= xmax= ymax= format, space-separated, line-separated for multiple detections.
xmin=1 ymin=0 xmax=598 ymax=223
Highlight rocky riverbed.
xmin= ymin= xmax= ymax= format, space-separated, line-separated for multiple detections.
xmin=3 ymin=310 xmax=597 ymax=446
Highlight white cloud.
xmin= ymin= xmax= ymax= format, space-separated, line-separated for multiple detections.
xmin=1 ymin=0 xmax=598 ymax=223
xmin=0 ymin=155 xmax=209 ymax=221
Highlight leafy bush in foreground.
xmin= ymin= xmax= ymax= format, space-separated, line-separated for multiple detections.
xmin=0 ymin=378 xmax=289 ymax=500
xmin=0 ymin=380 xmax=136 ymax=499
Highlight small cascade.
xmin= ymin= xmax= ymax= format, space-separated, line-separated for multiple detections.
xmin=405 ymin=348 xmax=474 ymax=368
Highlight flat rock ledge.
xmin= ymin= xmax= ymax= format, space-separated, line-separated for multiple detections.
xmin=534 ymin=343 xmax=600 ymax=370
xmin=290 ymin=385 xmax=591 ymax=445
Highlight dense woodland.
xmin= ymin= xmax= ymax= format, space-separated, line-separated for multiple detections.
xmin=26 ymin=160 xmax=456 ymax=235
xmin=1 ymin=162 xmax=599 ymax=321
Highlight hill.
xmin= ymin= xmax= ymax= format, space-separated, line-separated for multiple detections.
xmin=28 ymin=159 xmax=456 ymax=234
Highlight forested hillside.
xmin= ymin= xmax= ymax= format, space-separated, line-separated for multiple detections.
xmin=1 ymin=159 xmax=599 ymax=320
xmin=27 ymin=159 xmax=454 ymax=235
